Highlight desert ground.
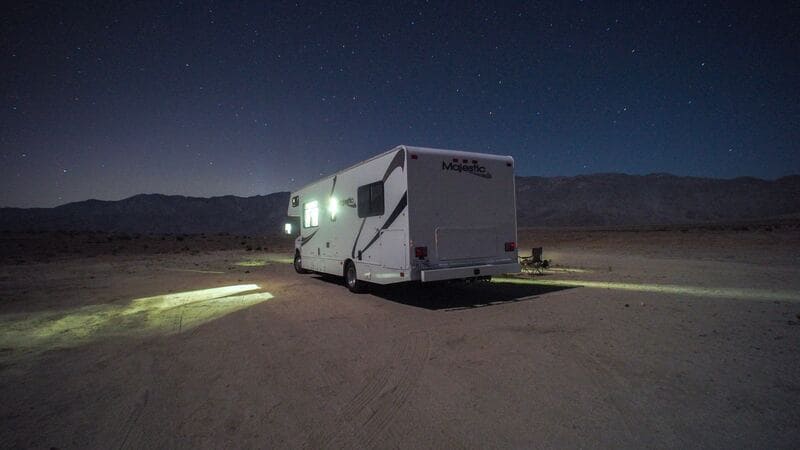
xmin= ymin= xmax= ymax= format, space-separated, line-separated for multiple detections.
xmin=1 ymin=223 xmax=799 ymax=448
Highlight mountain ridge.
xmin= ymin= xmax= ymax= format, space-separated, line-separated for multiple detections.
xmin=2 ymin=173 xmax=799 ymax=233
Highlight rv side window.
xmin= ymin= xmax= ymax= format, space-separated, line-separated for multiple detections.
xmin=303 ymin=200 xmax=319 ymax=228
xmin=357 ymin=181 xmax=385 ymax=218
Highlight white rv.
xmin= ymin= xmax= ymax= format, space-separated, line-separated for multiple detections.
xmin=286 ymin=145 xmax=520 ymax=292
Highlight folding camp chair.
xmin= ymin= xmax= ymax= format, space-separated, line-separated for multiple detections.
xmin=519 ymin=247 xmax=549 ymax=275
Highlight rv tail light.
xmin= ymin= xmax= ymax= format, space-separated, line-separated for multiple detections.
xmin=504 ymin=242 xmax=516 ymax=252
xmin=414 ymin=246 xmax=428 ymax=259
xmin=411 ymin=154 xmax=418 ymax=160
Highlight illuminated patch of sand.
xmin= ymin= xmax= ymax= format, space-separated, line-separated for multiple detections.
xmin=546 ymin=267 xmax=590 ymax=273
xmin=163 ymin=268 xmax=225 ymax=274
xmin=235 ymin=254 xmax=293 ymax=267
xmin=493 ymin=277 xmax=800 ymax=302
xmin=235 ymin=260 xmax=266 ymax=267
xmin=0 ymin=284 xmax=273 ymax=360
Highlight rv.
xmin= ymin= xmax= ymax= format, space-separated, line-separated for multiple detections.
xmin=286 ymin=145 xmax=520 ymax=292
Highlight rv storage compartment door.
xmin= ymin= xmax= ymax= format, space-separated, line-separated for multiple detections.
xmin=379 ymin=229 xmax=407 ymax=269
xmin=435 ymin=227 xmax=497 ymax=261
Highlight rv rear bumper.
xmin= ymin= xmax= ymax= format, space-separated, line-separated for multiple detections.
xmin=420 ymin=262 xmax=520 ymax=282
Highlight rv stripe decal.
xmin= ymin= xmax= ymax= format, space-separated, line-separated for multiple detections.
xmin=358 ymin=191 xmax=407 ymax=256
xmin=300 ymin=229 xmax=318 ymax=246
xmin=382 ymin=148 xmax=405 ymax=182
xmin=349 ymin=148 xmax=405 ymax=260
xmin=351 ymin=218 xmax=366 ymax=258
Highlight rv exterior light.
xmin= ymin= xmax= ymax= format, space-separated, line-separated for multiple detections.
xmin=284 ymin=223 xmax=292 ymax=234
xmin=414 ymin=246 xmax=428 ymax=259
xmin=505 ymin=242 xmax=517 ymax=252
xmin=328 ymin=196 xmax=338 ymax=220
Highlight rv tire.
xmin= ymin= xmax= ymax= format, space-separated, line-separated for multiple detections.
xmin=344 ymin=260 xmax=366 ymax=293
xmin=294 ymin=251 xmax=309 ymax=274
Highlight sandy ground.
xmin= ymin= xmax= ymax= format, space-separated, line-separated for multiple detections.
xmin=1 ymin=225 xmax=799 ymax=448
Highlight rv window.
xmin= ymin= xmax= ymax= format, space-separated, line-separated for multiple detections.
xmin=303 ymin=200 xmax=319 ymax=228
xmin=357 ymin=181 xmax=385 ymax=218
xmin=357 ymin=185 xmax=369 ymax=217
xmin=370 ymin=182 xmax=384 ymax=215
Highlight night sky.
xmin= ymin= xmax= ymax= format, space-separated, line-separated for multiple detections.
xmin=2 ymin=1 xmax=798 ymax=207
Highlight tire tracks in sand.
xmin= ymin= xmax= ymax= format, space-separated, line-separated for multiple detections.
xmin=306 ymin=330 xmax=432 ymax=449
xmin=117 ymin=388 xmax=150 ymax=450
xmin=570 ymin=340 xmax=680 ymax=447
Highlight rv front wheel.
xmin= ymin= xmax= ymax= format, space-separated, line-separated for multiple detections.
xmin=344 ymin=261 xmax=366 ymax=293
xmin=294 ymin=251 xmax=308 ymax=274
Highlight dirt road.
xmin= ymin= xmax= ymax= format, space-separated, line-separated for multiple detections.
xmin=1 ymin=229 xmax=799 ymax=448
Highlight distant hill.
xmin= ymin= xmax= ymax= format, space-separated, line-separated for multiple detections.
xmin=515 ymin=174 xmax=800 ymax=226
xmin=1 ymin=174 xmax=799 ymax=233
xmin=0 ymin=192 xmax=291 ymax=235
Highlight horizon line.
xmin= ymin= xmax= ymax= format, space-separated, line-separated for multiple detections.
xmin=2 ymin=171 xmax=798 ymax=209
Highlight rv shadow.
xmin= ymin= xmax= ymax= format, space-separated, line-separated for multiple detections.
xmin=310 ymin=275 xmax=574 ymax=310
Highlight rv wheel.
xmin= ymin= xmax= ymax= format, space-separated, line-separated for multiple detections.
xmin=294 ymin=251 xmax=308 ymax=274
xmin=344 ymin=261 xmax=366 ymax=293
